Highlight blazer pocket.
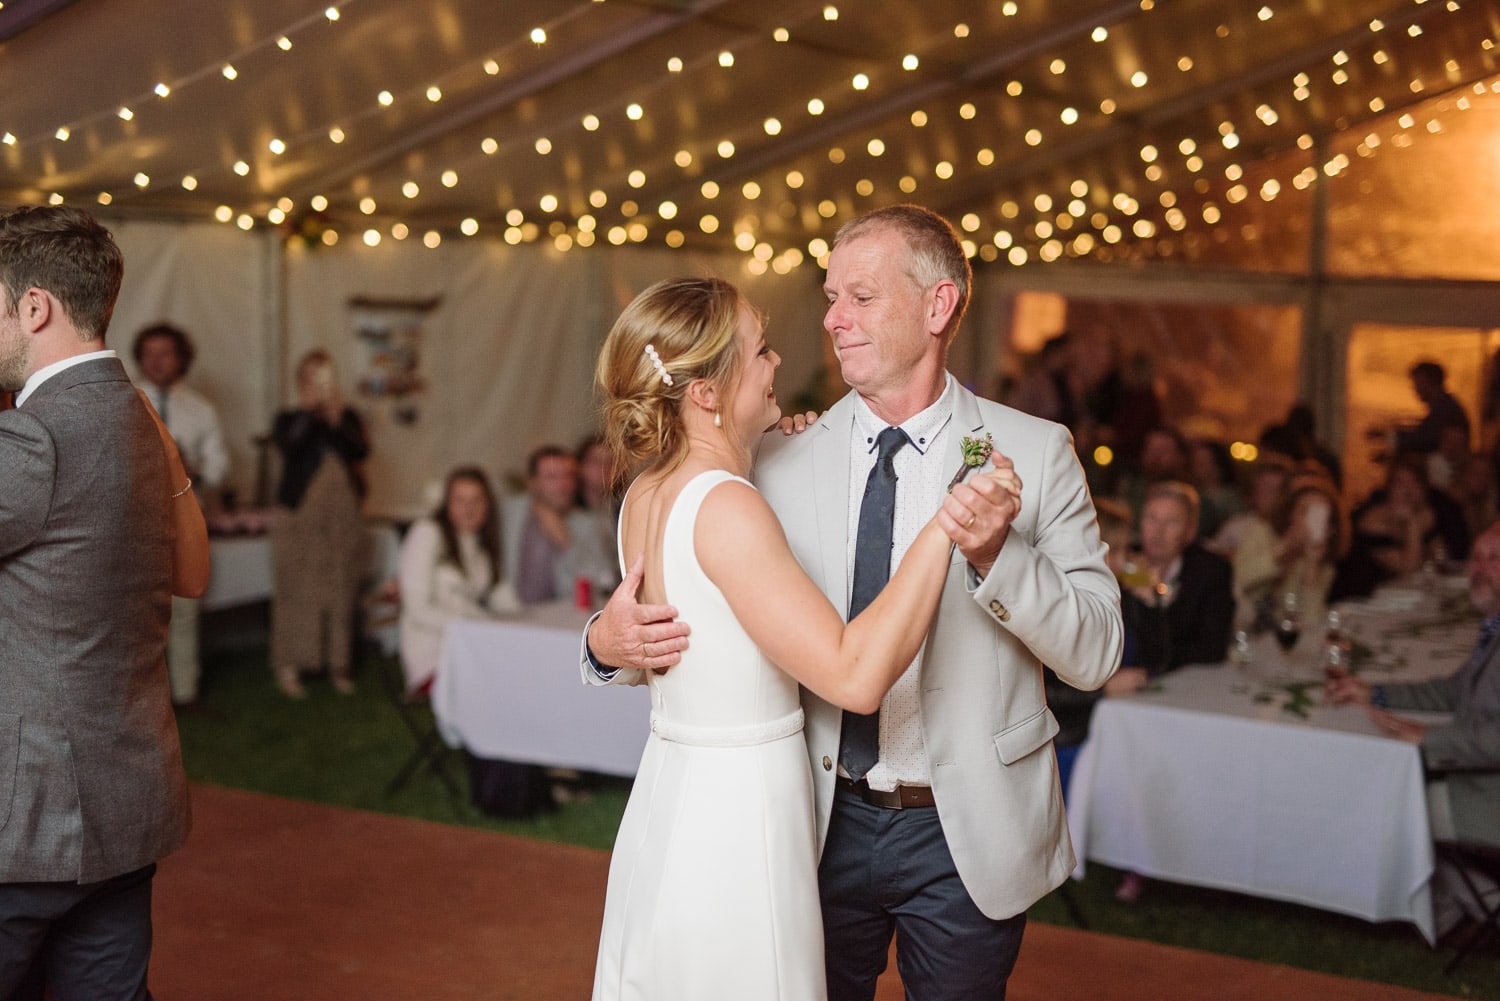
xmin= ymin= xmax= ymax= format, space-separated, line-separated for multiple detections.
xmin=992 ymin=706 xmax=1060 ymax=765
xmin=0 ymin=712 xmax=17 ymax=833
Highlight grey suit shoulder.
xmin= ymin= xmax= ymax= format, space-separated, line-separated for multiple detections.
xmin=0 ymin=357 xmax=191 ymax=884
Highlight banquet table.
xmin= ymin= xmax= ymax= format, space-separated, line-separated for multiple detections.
xmin=431 ymin=602 xmax=651 ymax=777
xmin=1068 ymin=579 xmax=1475 ymax=945
xmin=201 ymin=519 xmax=401 ymax=612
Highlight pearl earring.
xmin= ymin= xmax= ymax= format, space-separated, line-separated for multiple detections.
xmin=714 ymin=410 xmax=722 ymax=428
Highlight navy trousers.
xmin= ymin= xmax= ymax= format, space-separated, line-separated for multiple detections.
xmin=819 ymin=790 xmax=1026 ymax=1001
xmin=0 ymin=863 xmax=156 ymax=1001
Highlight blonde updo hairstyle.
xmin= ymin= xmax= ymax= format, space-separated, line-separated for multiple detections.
xmin=597 ymin=276 xmax=751 ymax=478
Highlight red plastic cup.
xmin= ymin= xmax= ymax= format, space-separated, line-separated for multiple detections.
xmin=574 ymin=576 xmax=593 ymax=610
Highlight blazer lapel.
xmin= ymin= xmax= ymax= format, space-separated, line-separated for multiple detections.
xmin=945 ymin=384 xmax=988 ymax=482
xmin=812 ymin=394 xmax=856 ymax=618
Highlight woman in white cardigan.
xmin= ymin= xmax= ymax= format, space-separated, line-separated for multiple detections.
xmin=398 ymin=466 xmax=519 ymax=694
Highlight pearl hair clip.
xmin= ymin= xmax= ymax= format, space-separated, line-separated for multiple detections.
xmin=644 ymin=344 xmax=673 ymax=387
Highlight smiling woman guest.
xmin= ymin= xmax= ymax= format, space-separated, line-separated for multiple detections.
xmin=397 ymin=466 xmax=520 ymax=696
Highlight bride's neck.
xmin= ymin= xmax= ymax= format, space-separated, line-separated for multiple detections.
xmin=682 ymin=426 xmax=752 ymax=478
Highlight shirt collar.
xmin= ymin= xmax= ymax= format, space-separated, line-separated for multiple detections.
xmin=852 ymin=373 xmax=955 ymax=457
xmin=16 ymin=349 xmax=116 ymax=406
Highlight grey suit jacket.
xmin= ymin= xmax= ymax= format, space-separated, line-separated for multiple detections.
xmin=1382 ymin=628 xmax=1500 ymax=848
xmin=501 ymin=494 xmax=616 ymax=603
xmin=0 ymin=357 xmax=191 ymax=883
xmin=753 ymin=383 xmax=1122 ymax=919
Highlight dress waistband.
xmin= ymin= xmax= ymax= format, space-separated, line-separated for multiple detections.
xmin=650 ymin=708 xmax=804 ymax=747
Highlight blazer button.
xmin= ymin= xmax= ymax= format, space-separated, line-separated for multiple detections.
xmin=989 ymin=600 xmax=1011 ymax=622
xmin=822 ymin=756 xmax=833 ymax=771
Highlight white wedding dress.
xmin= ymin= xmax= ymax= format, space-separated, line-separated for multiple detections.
xmin=591 ymin=470 xmax=826 ymax=1001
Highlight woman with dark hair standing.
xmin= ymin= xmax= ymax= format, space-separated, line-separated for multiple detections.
xmin=269 ymin=349 xmax=370 ymax=698
xmin=397 ymin=466 xmax=519 ymax=695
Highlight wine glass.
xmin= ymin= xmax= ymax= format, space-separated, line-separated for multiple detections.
xmin=1274 ymin=592 xmax=1301 ymax=677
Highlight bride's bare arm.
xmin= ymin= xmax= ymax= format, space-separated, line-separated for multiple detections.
xmin=696 ymin=480 xmax=956 ymax=712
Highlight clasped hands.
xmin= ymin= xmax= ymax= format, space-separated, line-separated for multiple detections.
xmin=588 ymin=423 xmax=1022 ymax=674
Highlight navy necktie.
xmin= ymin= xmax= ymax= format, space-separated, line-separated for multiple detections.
xmin=839 ymin=426 xmax=909 ymax=781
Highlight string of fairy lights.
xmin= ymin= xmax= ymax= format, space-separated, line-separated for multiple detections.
xmin=2 ymin=0 xmax=1496 ymax=272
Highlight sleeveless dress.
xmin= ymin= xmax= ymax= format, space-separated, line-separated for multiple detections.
xmin=591 ymin=470 xmax=825 ymax=1001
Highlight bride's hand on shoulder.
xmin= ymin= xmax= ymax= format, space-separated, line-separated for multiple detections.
xmin=938 ymin=455 xmax=1023 ymax=574
xmin=774 ymin=410 xmax=821 ymax=435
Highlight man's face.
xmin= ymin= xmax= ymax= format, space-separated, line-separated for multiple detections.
xmin=137 ymin=334 xmax=185 ymax=388
xmin=1469 ymin=528 xmax=1500 ymax=615
xmin=1141 ymin=431 xmax=1184 ymax=478
xmin=822 ymin=228 xmax=937 ymax=400
xmin=1139 ymin=495 xmax=1194 ymax=567
xmin=530 ymin=455 xmax=577 ymax=514
xmin=0 ymin=298 xmax=28 ymax=394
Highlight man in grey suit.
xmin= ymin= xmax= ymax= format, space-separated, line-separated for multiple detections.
xmin=1327 ymin=519 xmax=1500 ymax=933
xmin=588 ymin=204 xmax=1121 ymax=1000
xmin=0 ymin=206 xmax=195 ymax=1000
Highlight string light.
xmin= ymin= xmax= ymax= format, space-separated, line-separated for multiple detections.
xmin=2 ymin=0 xmax=1486 ymax=263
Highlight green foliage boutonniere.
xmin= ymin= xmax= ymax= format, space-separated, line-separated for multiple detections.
xmin=946 ymin=433 xmax=995 ymax=492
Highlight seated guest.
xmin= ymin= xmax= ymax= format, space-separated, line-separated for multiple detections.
xmin=1107 ymin=481 xmax=1234 ymax=694
xmin=1187 ymin=437 xmax=1241 ymax=541
xmin=574 ymin=433 xmax=623 ymax=592
xmin=1449 ymin=451 xmax=1499 ymax=543
xmin=1326 ymin=520 xmax=1500 ymax=935
xmin=1233 ymin=475 xmax=1346 ymax=631
xmin=1331 ymin=452 xmax=1471 ymax=601
xmin=1207 ymin=456 xmax=1292 ymax=561
xmin=1104 ymin=484 xmax=1232 ymax=905
xmin=1118 ymin=424 xmax=1190 ymax=521
xmin=502 ymin=444 xmax=615 ymax=604
xmin=398 ymin=467 xmax=520 ymax=694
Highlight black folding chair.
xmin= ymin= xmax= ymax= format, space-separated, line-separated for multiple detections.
xmin=1436 ymin=839 xmax=1500 ymax=974
xmin=362 ymin=592 xmax=467 ymax=817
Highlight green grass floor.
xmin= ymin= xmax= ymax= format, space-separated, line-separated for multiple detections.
xmin=180 ymin=629 xmax=1500 ymax=1000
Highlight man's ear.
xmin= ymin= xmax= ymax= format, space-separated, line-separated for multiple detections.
xmin=926 ymin=280 xmax=958 ymax=337
xmin=19 ymin=288 xmax=51 ymax=333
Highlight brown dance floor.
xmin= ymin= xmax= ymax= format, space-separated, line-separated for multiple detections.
xmin=151 ymin=784 xmax=1462 ymax=1001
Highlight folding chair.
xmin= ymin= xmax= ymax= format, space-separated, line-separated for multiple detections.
xmin=1436 ymin=839 xmax=1500 ymax=974
xmin=361 ymin=590 xmax=467 ymax=817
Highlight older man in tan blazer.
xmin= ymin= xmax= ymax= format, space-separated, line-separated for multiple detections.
xmin=590 ymin=205 xmax=1120 ymax=1000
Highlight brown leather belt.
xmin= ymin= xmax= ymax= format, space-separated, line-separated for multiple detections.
xmin=836 ymin=776 xmax=936 ymax=810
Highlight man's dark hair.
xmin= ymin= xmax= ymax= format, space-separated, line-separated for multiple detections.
xmin=132 ymin=323 xmax=196 ymax=376
xmin=527 ymin=444 xmax=571 ymax=478
xmin=0 ymin=205 xmax=123 ymax=341
xmin=1410 ymin=360 xmax=1445 ymax=385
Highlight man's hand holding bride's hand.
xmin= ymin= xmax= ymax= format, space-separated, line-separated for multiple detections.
xmin=589 ymin=554 xmax=691 ymax=673
xmin=939 ymin=454 xmax=1022 ymax=577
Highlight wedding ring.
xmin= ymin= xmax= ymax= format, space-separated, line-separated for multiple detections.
xmin=967 ymin=514 xmax=976 ymax=528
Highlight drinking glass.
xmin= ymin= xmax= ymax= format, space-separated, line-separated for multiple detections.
xmin=1274 ymin=592 xmax=1300 ymax=678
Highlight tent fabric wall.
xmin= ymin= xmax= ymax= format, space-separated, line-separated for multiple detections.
xmin=107 ymin=222 xmax=831 ymax=520
xmin=110 ymin=220 xmax=271 ymax=508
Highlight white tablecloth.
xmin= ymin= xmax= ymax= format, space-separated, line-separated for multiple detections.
xmin=201 ymin=522 xmax=401 ymax=612
xmin=1069 ymin=665 xmax=1444 ymax=942
xmin=431 ymin=603 xmax=651 ymax=777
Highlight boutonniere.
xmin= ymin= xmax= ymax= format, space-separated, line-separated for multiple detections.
xmin=946 ymin=432 xmax=994 ymax=492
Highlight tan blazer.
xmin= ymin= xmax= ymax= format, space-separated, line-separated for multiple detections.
xmin=753 ymin=383 xmax=1122 ymax=919
xmin=0 ymin=358 xmax=191 ymax=883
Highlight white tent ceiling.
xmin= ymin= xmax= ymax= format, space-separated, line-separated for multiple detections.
xmin=3 ymin=0 xmax=1498 ymax=270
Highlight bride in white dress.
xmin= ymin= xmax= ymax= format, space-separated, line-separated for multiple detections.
xmin=589 ymin=277 xmax=1015 ymax=1001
